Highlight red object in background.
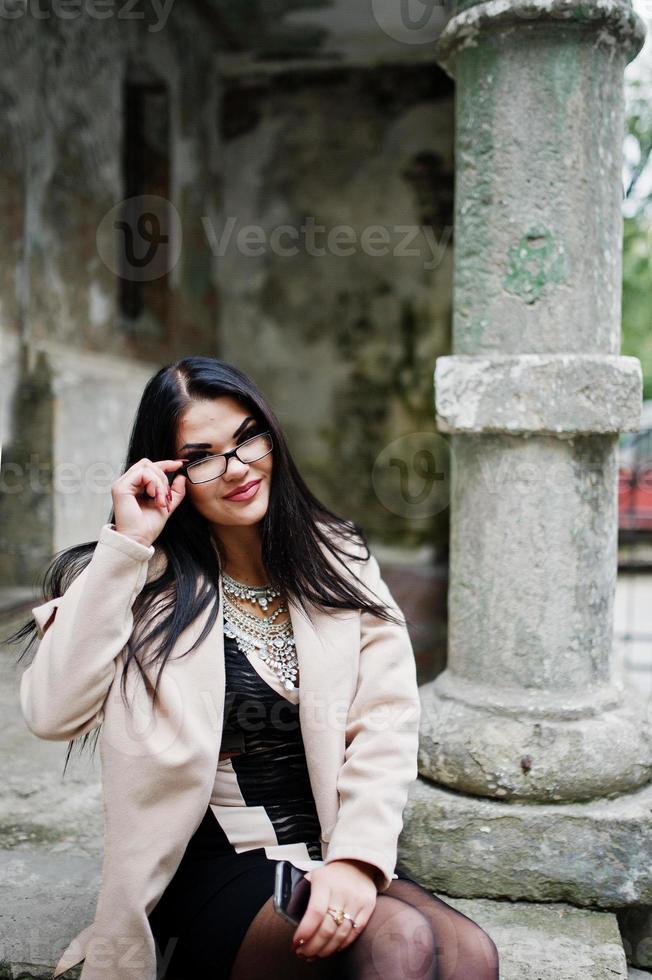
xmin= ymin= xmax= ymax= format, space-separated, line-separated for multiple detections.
xmin=619 ymin=402 xmax=652 ymax=533
xmin=619 ymin=466 xmax=652 ymax=530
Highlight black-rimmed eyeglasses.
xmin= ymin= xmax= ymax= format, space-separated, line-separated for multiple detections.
xmin=181 ymin=431 xmax=273 ymax=485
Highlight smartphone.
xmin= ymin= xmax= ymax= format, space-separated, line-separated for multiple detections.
xmin=274 ymin=860 xmax=311 ymax=926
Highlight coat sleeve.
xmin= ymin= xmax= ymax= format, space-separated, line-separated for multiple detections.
xmin=19 ymin=524 xmax=155 ymax=741
xmin=322 ymin=549 xmax=421 ymax=892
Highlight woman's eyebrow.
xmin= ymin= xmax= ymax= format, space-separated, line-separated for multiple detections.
xmin=178 ymin=416 xmax=256 ymax=453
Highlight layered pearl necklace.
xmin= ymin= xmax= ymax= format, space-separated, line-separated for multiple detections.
xmin=221 ymin=570 xmax=299 ymax=691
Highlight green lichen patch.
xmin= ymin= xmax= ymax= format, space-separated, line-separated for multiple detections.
xmin=503 ymin=225 xmax=570 ymax=303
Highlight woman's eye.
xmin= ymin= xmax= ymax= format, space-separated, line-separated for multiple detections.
xmin=187 ymin=427 xmax=264 ymax=460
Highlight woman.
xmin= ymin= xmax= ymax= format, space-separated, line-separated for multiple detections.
xmin=13 ymin=356 xmax=499 ymax=980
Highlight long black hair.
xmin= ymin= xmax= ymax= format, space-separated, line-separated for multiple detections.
xmin=8 ymin=356 xmax=411 ymax=775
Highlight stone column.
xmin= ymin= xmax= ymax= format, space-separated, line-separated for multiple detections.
xmin=401 ymin=0 xmax=652 ymax=907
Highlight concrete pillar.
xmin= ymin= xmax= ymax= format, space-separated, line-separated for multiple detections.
xmin=400 ymin=0 xmax=652 ymax=907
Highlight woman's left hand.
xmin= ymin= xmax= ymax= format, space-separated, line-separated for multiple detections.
xmin=292 ymin=859 xmax=378 ymax=960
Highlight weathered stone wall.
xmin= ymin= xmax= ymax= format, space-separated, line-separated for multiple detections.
xmin=0 ymin=14 xmax=457 ymax=592
xmin=216 ymin=63 xmax=455 ymax=548
xmin=0 ymin=8 xmax=223 ymax=585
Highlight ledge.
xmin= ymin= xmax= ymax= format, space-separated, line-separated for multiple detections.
xmin=434 ymin=354 xmax=642 ymax=435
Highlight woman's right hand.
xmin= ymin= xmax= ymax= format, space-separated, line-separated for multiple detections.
xmin=111 ymin=458 xmax=188 ymax=548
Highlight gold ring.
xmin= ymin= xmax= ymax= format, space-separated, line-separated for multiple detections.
xmin=327 ymin=907 xmax=345 ymax=926
xmin=327 ymin=907 xmax=358 ymax=928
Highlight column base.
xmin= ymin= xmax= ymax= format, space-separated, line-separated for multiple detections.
xmin=399 ymin=776 xmax=652 ymax=908
xmin=419 ymin=673 xmax=652 ymax=801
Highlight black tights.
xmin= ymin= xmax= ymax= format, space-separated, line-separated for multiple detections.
xmin=227 ymin=876 xmax=499 ymax=980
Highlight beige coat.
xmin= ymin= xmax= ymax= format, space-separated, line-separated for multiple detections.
xmin=19 ymin=523 xmax=421 ymax=980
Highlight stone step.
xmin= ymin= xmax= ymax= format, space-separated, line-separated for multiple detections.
xmin=0 ymin=873 xmax=633 ymax=979
xmin=0 ymin=855 xmax=633 ymax=980
xmin=0 ymin=847 xmax=99 ymax=979
xmin=0 ymin=613 xmax=638 ymax=980
xmin=1 ymin=612 xmax=103 ymax=979
xmin=442 ymin=895 xmax=629 ymax=980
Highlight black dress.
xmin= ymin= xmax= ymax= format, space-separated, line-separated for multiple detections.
xmin=147 ymin=629 xmax=410 ymax=980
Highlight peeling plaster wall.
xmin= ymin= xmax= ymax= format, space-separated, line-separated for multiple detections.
xmin=0 ymin=17 xmax=456 ymax=588
xmin=216 ymin=64 xmax=455 ymax=548
xmin=0 ymin=9 xmax=223 ymax=584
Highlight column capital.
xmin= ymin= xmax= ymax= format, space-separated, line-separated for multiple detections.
xmin=436 ymin=0 xmax=646 ymax=75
